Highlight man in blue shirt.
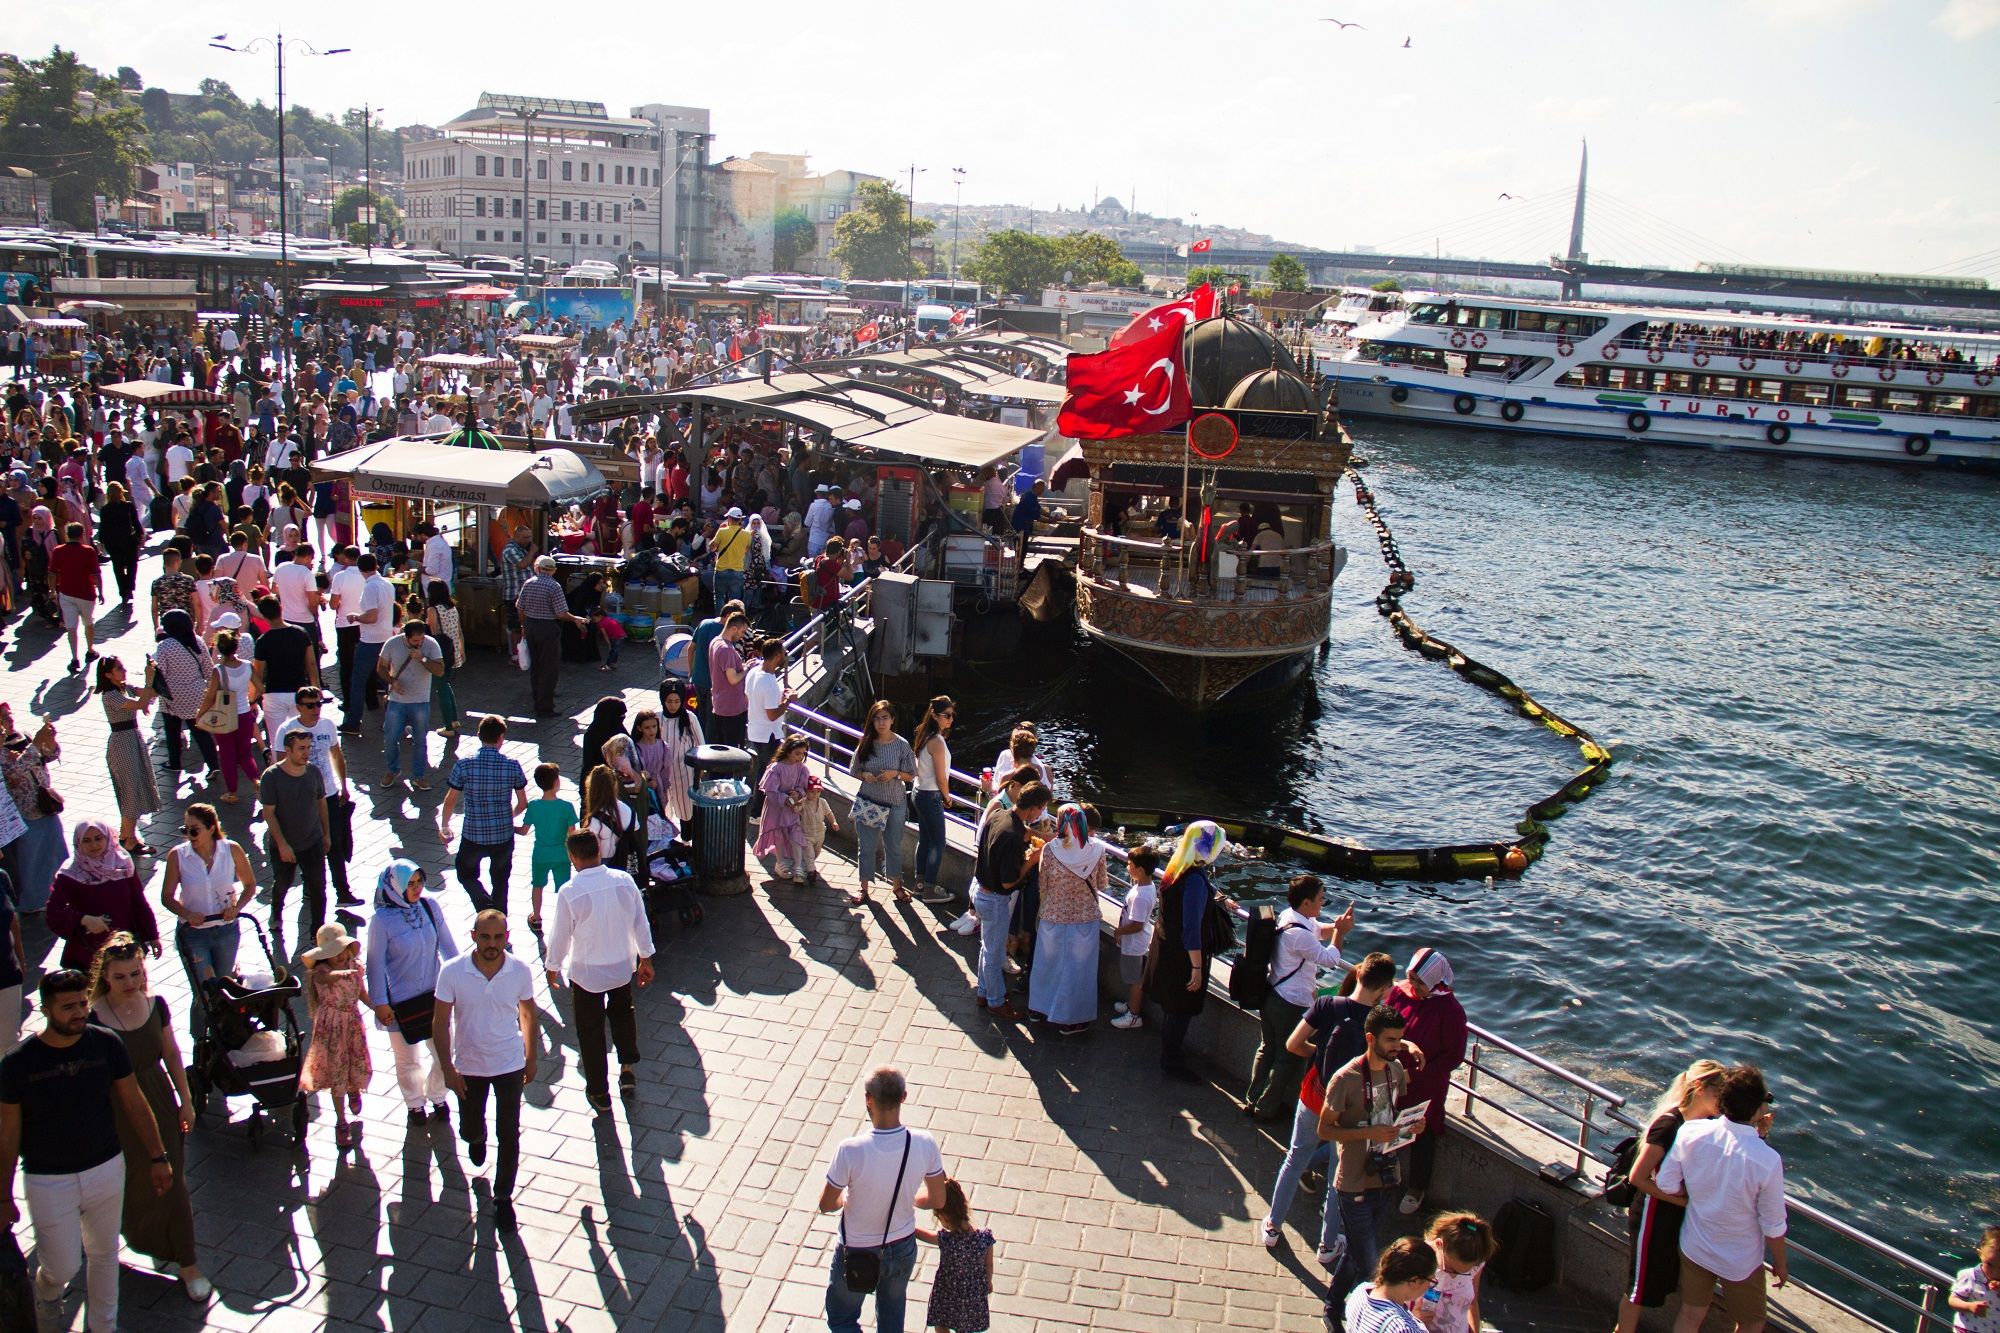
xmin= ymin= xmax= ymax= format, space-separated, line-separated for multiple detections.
xmin=438 ymin=715 xmax=529 ymax=915
xmin=1010 ymin=479 xmax=1045 ymax=569
xmin=688 ymin=598 xmax=742 ymax=732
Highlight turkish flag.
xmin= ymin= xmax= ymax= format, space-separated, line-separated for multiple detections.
xmin=949 ymin=307 xmax=966 ymax=326
xmin=1057 ymin=321 xmax=1191 ymax=441
xmin=1108 ymin=285 xmax=1219 ymax=348
xmin=854 ymin=321 xmax=879 ymax=343
xmin=1190 ymin=238 xmax=1213 ymax=253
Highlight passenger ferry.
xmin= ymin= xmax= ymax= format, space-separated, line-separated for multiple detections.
xmin=1321 ymin=294 xmax=2000 ymax=466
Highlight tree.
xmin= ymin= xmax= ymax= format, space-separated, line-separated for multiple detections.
xmin=114 ymin=66 xmax=143 ymax=92
xmin=1268 ymin=252 xmax=1308 ymax=292
xmin=1052 ymin=231 xmax=1143 ymax=288
xmin=830 ymin=180 xmax=932 ymax=280
xmin=0 ymin=48 xmax=148 ymax=228
xmin=962 ymin=230 xmax=1063 ymax=298
xmin=1371 ymin=278 xmax=1403 ymax=292
xmin=331 ymin=186 xmax=400 ymax=242
xmin=1188 ymin=264 xmax=1253 ymax=290
xmin=772 ymin=206 xmax=818 ymax=271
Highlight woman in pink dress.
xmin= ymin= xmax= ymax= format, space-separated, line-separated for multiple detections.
xmin=753 ymin=736 xmax=812 ymax=883
xmin=647 ymin=682 xmax=704 ymax=824
xmin=299 ymin=922 xmax=374 ymax=1150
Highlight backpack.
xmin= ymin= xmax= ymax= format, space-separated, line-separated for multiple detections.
xmin=1485 ymin=1198 xmax=1557 ymax=1292
xmin=1600 ymin=1134 xmax=1641 ymax=1208
xmin=1200 ymin=894 xmax=1237 ymax=957
xmin=1227 ymin=908 xmax=1305 ymax=1008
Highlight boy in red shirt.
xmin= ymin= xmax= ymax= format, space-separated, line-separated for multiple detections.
xmin=48 ymin=522 xmax=103 ymax=672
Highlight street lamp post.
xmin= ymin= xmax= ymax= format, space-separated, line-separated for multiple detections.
xmin=210 ymin=32 xmax=349 ymax=380
xmin=950 ymin=167 xmax=966 ymax=285
xmin=904 ymin=163 xmax=925 ymax=280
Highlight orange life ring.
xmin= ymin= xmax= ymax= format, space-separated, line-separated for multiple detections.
xmin=1556 ymin=339 xmax=1574 ymax=356
xmin=1784 ymin=358 xmax=1803 ymax=375
xmin=1469 ymin=332 xmax=1488 ymax=350
xmin=1647 ymin=348 xmax=1664 ymax=364
xmin=1831 ymin=362 xmax=1850 ymax=378
xmin=1448 ymin=330 xmax=1467 ymax=349
xmin=1926 ymin=368 xmax=1944 ymax=386
xmin=1692 ymin=351 xmax=1710 ymax=367
xmin=1976 ymin=370 xmax=1994 ymax=386
xmin=1739 ymin=355 xmax=1757 ymax=371
xmin=1878 ymin=365 xmax=1895 ymax=383
xmin=1601 ymin=343 xmax=1619 ymax=360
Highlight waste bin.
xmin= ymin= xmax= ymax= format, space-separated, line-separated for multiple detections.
xmin=685 ymin=744 xmax=754 ymax=895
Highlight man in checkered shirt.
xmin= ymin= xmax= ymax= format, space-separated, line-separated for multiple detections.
xmin=439 ymin=715 xmax=530 ymax=915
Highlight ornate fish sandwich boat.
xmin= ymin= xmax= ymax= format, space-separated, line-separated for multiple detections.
xmin=1072 ymin=317 xmax=1351 ymax=709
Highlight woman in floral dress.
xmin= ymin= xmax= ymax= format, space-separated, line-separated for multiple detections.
xmin=300 ymin=922 xmax=373 ymax=1149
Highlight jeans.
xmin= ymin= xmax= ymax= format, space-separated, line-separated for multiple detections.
xmin=714 ymin=568 xmax=744 ymax=607
xmin=1247 ymin=992 xmax=1308 ymax=1116
xmin=571 ymin=980 xmax=638 ymax=1101
xmin=457 ymin=1068 xmax=524 ymax=1202
xmin=455 ymin=838 xmax=514 ymax=916
xmin=26 ymin=1155 xmax=125 ymax=1332
xmin=853 ymin=798 xmax=906 ymax=886
xmin=382 ymin=699 xmax=430 ymax=779
xmin=973 ymin=890 xmax=1015 ymax=1006
xmin=1267 ymin=1099 xmax=1346 ymax=1260
xmin=346 ymin=638 xmax=384 ymax=729
xmin=1336 ymin=1186 xmax=1396 ymax=1298
xmin=825 ymin=1234 xmax=918 ymax=1333
xmin=267 ymin=837 xmax=328 ymax=942
xmin=911 ymin=790 xmax=946 ymax=889
xmin=179 ymin=921 xmax=242 ymax=1042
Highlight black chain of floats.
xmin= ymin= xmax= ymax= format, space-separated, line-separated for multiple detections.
xmin=1350 ymin=465 xmax=1614 ymax=880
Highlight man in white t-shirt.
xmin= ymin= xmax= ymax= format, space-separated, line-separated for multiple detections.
xmin=743 ymin=641 xmax=792 ymax=821
xmin=123 ymin=450 xmax=155 ymax=512
xmin=434 ymin=909 xmax=538 ymax=1232
xmin=340 ymin=553 xmax=397 ymax=737
xmin=264 ymin=426 xmax=300 ymax=473
xmin=1658 ymin=1064 xmax=1788 ymax=1333
xmin=817 ymin=1067 xmax=949 ymax=1330
xmin=421 ymin=524 xmax=455 ymax=589
xmin=805 ymin=486 xmax=836 ymax=557
xmin=272 ymin=544 xmax=320 ymax=631
xmin=326 ymin=546 xmax=368 ymax=721
xmin=164 ymin=438 xmax=195 ymax=486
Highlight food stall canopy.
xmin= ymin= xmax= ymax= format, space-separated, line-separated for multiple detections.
xmin=313 ymin=438 xmax=607 ymax=508
xmin=32 ymin=316 xmax=87 ymax=330
xmin=298 ymin=282 xmax=391 ymax=296
xmin=569 ymin=372 xmax=1044 ymax=471
xmin=418 ymin=352 xmax=513 ymax=371
xmin=945 ymin=330 xmax=1072 ymax=367
xmin=759 ymin=324 xmax=815 ymax=336
xmin=56 ymin=300 xmax=121 ymax=315
xmin=447 ymin=284 xmax=516 ymax=301
xmin=826 ymin=305 xmax=866 ymax=317
xmin=509 ymin=333 xmax=579 ymax=351
xmin=96 ymin=381 xmax=231 ymax=408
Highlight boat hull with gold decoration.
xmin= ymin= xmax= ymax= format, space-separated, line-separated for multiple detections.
xmin=1071 ymin=316 xmax=1352 ymax=710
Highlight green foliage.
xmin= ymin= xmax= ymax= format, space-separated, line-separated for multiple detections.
xmin=1052 ymin=231 xmax=1143 ymax=288
xmin=1371 ymin=278 xmax=1403 ymax=292
xmin=114 ymin=66 xmax=142 ymax=92
xmin=0 ymin=48 xmax=149 ymax=228
xmin=772 ymin=206 xmax=817 ymax=271
xmin=331 ymin=186 xmax=400 ymax=235
xmin=1187 ymin=264 xmax=1253 ymax=291
xmin=1267 ymin=252 xmax=1308 ymax=292
xmin=962 ymin=230 xmax=1062 ymax=297
xmin=830 ymin=180 xmax=933 ymax=280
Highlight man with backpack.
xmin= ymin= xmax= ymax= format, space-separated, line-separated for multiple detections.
xmin=1243 ymin=874 xmax=1354 ymax=1122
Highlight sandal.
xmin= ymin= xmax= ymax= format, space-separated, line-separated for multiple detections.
xmin=347 ymin=1092 xmax=362 ymax=1115
xmin=892 ymin=884 xmax=912 ymax=903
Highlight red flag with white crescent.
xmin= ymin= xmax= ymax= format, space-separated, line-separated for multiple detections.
xmin=1057 ymin=321 xmax=1191 ymax=441
xmin=949 ymin=307 xmax=966 ymax=325
xmin=854 ymin=321 xmax=879 ymax=344
xmin=1108 ymin=285 xmax=1218 ymax=349
xmin=1189 ymin=237 xmax=1213 ymax=253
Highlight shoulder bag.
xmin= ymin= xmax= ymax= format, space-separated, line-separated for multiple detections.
xmin=195 ymin=670 xmax=239 ymax=734
xmin=384 ymin=898 xmax=446 ymax=1044
xmin=840 ymin=1129 xmax=911 ymax=1294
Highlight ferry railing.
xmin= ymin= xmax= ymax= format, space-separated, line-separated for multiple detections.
xmin=1079 ymin=529 xmax=1340 ymax=603
xmin=1593 ymin=334 xmax=1998 ymax=380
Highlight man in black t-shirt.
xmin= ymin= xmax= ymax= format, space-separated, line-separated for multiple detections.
xmin=253 ymin=594 xmax=320 ymax=751
xmin=0 ymin=970 xmax=171 ymax=1332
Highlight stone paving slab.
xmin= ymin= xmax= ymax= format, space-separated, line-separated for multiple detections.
xmin=4 ymin=539 xmax=1602 ymax=1331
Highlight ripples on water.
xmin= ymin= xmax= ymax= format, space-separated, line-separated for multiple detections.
xmin=985 ymin=423 xmax=2000 ymax=1263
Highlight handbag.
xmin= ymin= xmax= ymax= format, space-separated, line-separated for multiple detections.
xmin=195 ymin=679 xmax=239 ymax=734
xmin=33 ymin=782 xmax=62 ymax=817
xmin=841 ymin=1129 xmax=912 ymax=1294
xmin=851 ymin=796 xmax=893 ymax=831
xmin=390 ymin=992 xmax=436 ymax=1044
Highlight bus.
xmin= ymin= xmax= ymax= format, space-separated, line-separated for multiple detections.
xmin=911 ymin=279 xmax=981 ymax=307
xmin=844 ymin=280 xmax=911 ymax=311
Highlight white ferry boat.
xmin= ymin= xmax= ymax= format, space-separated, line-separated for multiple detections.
xmin=1321 ymin=293 xmax=2000 ymax=466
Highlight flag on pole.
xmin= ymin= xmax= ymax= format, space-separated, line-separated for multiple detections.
xmin=1057 ymin=321 xmax=1192 ymax=441
xmin=949 ymin=307 xmax=967 ymax=326
xmin=1189 ymin=237 xmax=1213 ymax=253
xmin=854 ymin=321 xmax=879 ymax=344
xmin=1108 ymin=285 xmax=1219 ymax=348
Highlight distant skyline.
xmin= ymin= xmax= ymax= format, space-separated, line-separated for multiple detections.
xmin=9 ymin=0 xmax=1999 ymax=275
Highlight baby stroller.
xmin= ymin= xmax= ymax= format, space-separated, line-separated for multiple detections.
xmin=18 ymin=541 xmax=59 ymax=625
xmin=640 ymin=810 xmax=703 ymax=931
xmin=179 ymin=912 xmax=309 ymax=1146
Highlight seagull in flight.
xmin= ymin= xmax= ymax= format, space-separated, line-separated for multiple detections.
xmin=1497 ymin=192 xmax=1516 ymax=200
xmin=1322 ymin=18 xmax=1366 ymax=29
xmin=1402 ymin=36 xmax=1412 ymax=47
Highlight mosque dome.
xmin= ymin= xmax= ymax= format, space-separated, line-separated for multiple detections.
xmin=1222 ymin=367 xmax=1318 ymax=414
xmin=1186 ymin=316 xmax=1303 ymax=407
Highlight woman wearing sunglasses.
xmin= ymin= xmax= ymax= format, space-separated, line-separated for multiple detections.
xmin=158 ymin=804 xmax=256 ymax=1005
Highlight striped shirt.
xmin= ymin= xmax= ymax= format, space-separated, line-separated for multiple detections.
xmin=1343 ymin=1289 xmax=1424 ymax=1333
xmin=500 ymin=541 xmax=531 ymax=601
xmin=515 ymin=574 xmax=569 ymax=623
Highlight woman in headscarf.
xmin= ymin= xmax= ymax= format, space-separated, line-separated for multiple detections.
xmin=777 ymin=511 xmax=808 ymax=566
xmin=647 ymin=682 xmax=704 ymax=824
xmin=45 ymin=820 xmax=159 ymax=971
xmin=56 ymin=475 xmax=93 ymax=544
xmin=22 ymin=504 xmax=57 ymax=598
xmin=362 ymin=859 xmax=458 ymax=1126
xmin=206 ymin=576 xmax=258 ymax=652
xmin=564 ymin=573 xmax=606 ymax=663
xmin=1147 ymin=821 xmax=1239 ymax=1081
xmin=1385 ymin=947 xmax=1469 ymax=1216
xmin=0 ymin=701 xmax=66 ymax=913
xmin=578 ymin=696 xmax=628 ymax=789
xmin=154 ymin=609 xmax=220 ymax=777
xmin=744 ymin=512 xmax=772 ymax=610
xmin=1029 ymin=804 xmax=1110 ymax=1036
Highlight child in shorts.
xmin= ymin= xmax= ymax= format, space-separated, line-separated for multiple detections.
xmin=517 ymin=761 xmax=577 ymax=930
xmin=1950 ymin=1225 xmax=2000 ymax=1333
xmin=1110 ymin=846 xmax=1160 ymax=1030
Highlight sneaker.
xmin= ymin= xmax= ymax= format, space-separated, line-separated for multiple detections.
xmin=1317 ymin=1237 xmax=1348 ymax=1271
xmin=587 ymin=1090 xmax=613 ymax=1113
xmin=1258 ymin=1218 xmax=1281 ymax=1249
xmin=466 ymin=1136 xmax=487 ymax=1166
xmin=916 ymin=885 xmax=951 ymax=904
xmin=1056 ymin=1022 xmax=1091 ymax=1037
xmin=1002 ymin=957 xmax=1023 ymax=976
xmin=1112 ymin=1001 xmax=1130 ymax=1015
xmin=1398 ymin=1189 xmax=1425 ymax=1216
xmin=1110 ymin=1013 xmax=1143 ymax=1030
xmin=493 ymin=1199 xmax=518 ymax=1232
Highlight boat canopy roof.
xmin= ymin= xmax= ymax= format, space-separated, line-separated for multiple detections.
xmin=805 ymin=349 xmax=1066 ymax=404
xmin=1398 ymin=291 xmax=2000 ymax=345
xmin=943 ymin=330 xmax=1073 ymax=366
xmin=570 ymin=371 xmax=1044 ymax=470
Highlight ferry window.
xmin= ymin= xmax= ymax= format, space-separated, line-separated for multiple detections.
xmin=1751 ymin=379 xmax=1782 ymax=403
xmin=1837 ymin=386 xmax=1877 ymax=409
xmin=562 ymin=162 xmax=573 ymax=182
xmin=1931 ymin=394 xmax=1970 ymax=416
xmin=1406 ymin=304 xmax=1445 ymax=325
xmin=1556 ymin=369 xmax=1586 ymax=387
xmin=1790 ymin=383 xmax=1832 ymax=408
xmin=1712 ymin=376 xmax=1739 ymax=396
xmin=1668 ymin=373 xmax=1692 ymax=393
xmin=1474 ymin=308 xmax=1504 ymax=330
xmin=1414 ymin=349 xmax=1449 ymax=370
xmin=1515 ymin=312 xmax=1546 ymax=333
xmin=1971 ymin=396 xmax=2000 ymax=419
xmin=1884 ymin=391 xmax=1922 ymax=412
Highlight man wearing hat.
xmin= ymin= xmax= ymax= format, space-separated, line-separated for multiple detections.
xmin=711 ymin=508 xmax=751 ymax=608
xmin=804 ymin=485 xmax=836 ymax=559
xmin=515 ymin=556 xmax=587 ymax=718
xmin=841 ymin=496 xmax=868 ymax=547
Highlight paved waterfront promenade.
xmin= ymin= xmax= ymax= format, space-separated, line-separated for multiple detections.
xmin=5 ymin=542 xmax=1612 ymax=1332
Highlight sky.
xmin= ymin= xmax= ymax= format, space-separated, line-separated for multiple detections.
xmin=9 ymin=0 xmax=2000 ymax=276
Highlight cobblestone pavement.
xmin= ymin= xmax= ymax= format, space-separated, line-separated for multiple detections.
xmin=5 ymin=541 xmax=1601 ymax=1331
